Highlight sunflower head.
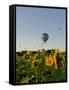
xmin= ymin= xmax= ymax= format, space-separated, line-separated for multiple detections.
xmin=45 ymin=55 xmax=54 ymax=67
xmin=32 ymin=53 xmax=40 ymax=68
xmin=52 ymin=48 xmax=59 ymax=56
xmin=23 ymin=51 xmax=31 ymax=61
xmin=58 ymin=61 xmax=64 ymax=67
xmin=32 ymin=59 xmax=39 ymax=68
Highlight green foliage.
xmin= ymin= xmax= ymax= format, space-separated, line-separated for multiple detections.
xmin=16 ymin=50 xmax=66 ymax=84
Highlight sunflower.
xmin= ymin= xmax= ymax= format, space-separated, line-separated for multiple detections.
xmin=52 ymin=48 xmax=59 ymax=56
xmin=32 ymin=59 xmax=39 ymax=69
xmin=23 ymin=51 xmax=31 ymax=61
xmin=32 ymin=53 xmax=39 ymax=68
xmin=45 ymin=55 xmax=54 ymax=67
xmin=58 ymin=61 xmax=64 ymax=67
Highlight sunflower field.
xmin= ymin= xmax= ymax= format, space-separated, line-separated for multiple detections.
xmin=16 ymin=49 xmax=66 ymax=84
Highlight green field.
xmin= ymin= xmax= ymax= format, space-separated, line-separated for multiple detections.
xmin=16 ymin=49 xmax=66 ymax=84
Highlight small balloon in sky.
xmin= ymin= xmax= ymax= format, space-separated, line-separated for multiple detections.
xmin=42 ymin=33 xmax=49 ymax=44
xmin=58 ymin=27 xmax=61 ymax=31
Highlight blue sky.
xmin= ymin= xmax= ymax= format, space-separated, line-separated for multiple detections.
xmin=16 ymin=6 xmax=66 ymax=51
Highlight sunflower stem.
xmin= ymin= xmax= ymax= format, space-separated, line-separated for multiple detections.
xmin=36 ymin=67 xmax=38 ymax=83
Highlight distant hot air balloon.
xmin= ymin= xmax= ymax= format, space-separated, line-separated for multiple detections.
xmin=42 ymin=33 xmax=49 ymax=44
xmin=58 ymin=27 xmax=61 ymax=31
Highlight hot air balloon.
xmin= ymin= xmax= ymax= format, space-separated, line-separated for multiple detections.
xmin=42 ymin=33 xmax=49 ymax=44
xmin=58 ymin=27 xmax=61 ymax=31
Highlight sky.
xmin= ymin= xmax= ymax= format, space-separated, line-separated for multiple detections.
xmin=16 ymin=6 xmax=66 ymax=51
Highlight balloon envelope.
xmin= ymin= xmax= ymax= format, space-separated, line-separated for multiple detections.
xmin=42 ymin=33 xmax=49 ymax=43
